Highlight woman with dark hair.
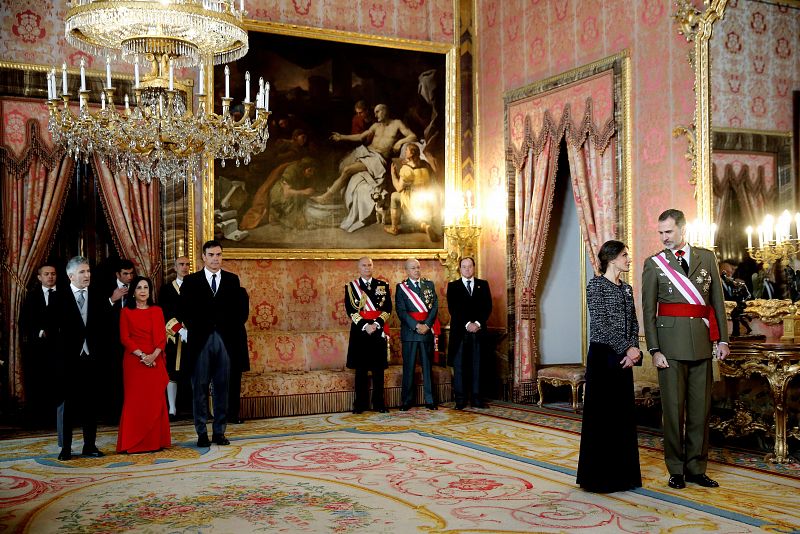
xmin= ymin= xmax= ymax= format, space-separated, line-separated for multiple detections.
xmin=117 ymin=276 xmax=171 ymax=453
xmin=576 ymin=240 xmax=642 ymax=493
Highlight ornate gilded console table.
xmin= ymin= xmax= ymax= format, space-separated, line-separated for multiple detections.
xmin=722 ymin=342 xmax=800 ymax=463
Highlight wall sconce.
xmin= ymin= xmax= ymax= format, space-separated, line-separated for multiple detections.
xmin=438 ymin=189 xmax=481 ymax=280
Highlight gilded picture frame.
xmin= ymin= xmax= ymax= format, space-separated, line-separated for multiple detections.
xmin=200 ymin=21 xmax=457 ymax=259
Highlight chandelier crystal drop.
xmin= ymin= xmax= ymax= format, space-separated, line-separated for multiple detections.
xmin=47 ymin=0 xmax=270 ymax=185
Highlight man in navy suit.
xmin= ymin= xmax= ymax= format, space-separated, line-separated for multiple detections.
xmin=51 ymin=256 xmax=106 ymax=460
xmin=179 ymin=240 xmax=243 ymax=447
xmin=446 ymin=257 xmax=492 ymax=409
xmin=395 ymin=258 xmax=439 ymax=410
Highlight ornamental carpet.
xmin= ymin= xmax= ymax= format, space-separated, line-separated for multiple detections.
xmin=1 ymin=405 xmax=799 ymax=533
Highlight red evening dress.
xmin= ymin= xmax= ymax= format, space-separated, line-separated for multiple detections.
xmin=116 ymin=306 xmax=171 ymax=453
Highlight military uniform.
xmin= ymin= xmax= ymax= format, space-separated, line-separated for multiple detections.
xmin=642 ymin=245 xmax=729 ymax=477
xmin=345 ymin=278 xmax=392 ymax=412
xmin=395 ymin=277 xmax=439 ymax=408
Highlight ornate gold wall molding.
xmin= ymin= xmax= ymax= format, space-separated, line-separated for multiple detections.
xmin=672 ymin=0 xmax=728 ymax=223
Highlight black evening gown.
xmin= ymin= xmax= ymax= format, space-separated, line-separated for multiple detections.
xmin=576 ymin=342 xmax=642 ymax=493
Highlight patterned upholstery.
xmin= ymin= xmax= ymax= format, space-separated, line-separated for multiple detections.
xmin=536 ymin=365 xmax=586 ymax=412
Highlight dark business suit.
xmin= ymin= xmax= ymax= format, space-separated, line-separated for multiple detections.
xmin=642 ymin=246 xmax=729 ymax=476
xmin=104 ymin=280 xmax=127 ymax=421
xmin=446 ymin=277 xmax=492 ymax=406
xmin=179 ymin=268 xmax=242 ymax=438
xmin=51 ymin=286 xmax=106 ymax=454
xmin=395 ymin=278 xmax=438 ymax=407
xmin=20 ymin=286 xmax=56 ymax=422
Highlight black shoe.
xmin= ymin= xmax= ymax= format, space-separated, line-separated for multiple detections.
xmin=471 ymin=400 xmax=486 ymax=409
xmin=426 ymin=404 xmax=437 ymax=410
xmin=352 ymin=409 xmax=364 ymax=414
xmin=399 ymin=405 xmax=411 ymax=411
xmin=231 ymin=418 xmax=245 ymax=424
xmin=197 ymin=434 xmax=211 ymax=447
xmin=82 ymin=447 xmax=104 ymax=458
xmin=169 ymin=413 xmax=177 ymax=422
xmin=377 ymin=408 xmax=389 ymax=413
xmin=455 ymin=403 xmax=466 ymax=410
xmin=686 ymin=473 xmax=719 ymax=487
xmin=57 ymin=449 xmax=72 ymax=461
xmin=212 ymin=434 xmax=230 ymax=445
xmin=668 ymin=474 xmax=686 ymax=489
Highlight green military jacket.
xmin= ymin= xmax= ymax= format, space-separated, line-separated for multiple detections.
xmin=641 ymin=246 xmax=729 ymax=361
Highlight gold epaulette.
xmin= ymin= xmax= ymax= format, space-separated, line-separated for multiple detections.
xmin=350 ymin=312 xmax=362 ymax=325
xmin=379 ymin=311 xmax=391 ymax=322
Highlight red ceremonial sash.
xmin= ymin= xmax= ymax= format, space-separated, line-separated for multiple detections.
xmin=400 ymin=281 xmax=441 ymax=335
xmin=351 ymin=279 xmax=376 ymax=311
xmin=360 ymin=309 xmax=390 ymax=336
xmin=658 ymin=302 xmax=720 ymax=342
xmin=408 ymin=311 xmax=441 ymax=335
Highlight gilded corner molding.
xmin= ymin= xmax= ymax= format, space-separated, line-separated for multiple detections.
xmin=672 ymin=0 xmax=728 ymax=223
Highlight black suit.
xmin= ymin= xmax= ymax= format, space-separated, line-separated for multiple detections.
xmin=104 ymin=280 xmax=127 ymax=421
xmin=446 ymin=277 xmax=492 ymax=405
xmin=50 ymin=286 xmax=107 ymax=453
xmin=19 ymin=286 xmax=56 ymax=422
xmin=179 ymin=268 xmax=243 ymax=438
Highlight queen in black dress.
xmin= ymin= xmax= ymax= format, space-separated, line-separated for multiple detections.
xmin=576 ymin=240 xmax=642 ymax=493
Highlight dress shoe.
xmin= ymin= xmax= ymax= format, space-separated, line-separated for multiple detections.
xmin=471 ymin=400 xmax=486 ymax=409
xmin=57 ymin=449 xmax=72 ymax=461
xmin=168 ymin=413 xmax=177 ymax=422
xmin=197 ymin=434 xmax=211 ymax=447
xmin=455 ymin=403 xmax=466 ymax=410
xmin=231 ymin=418 xmax=245 ymax=424
xmin=212 ymin=434 xmax=230 ymax=445
xmin=352 ymin=409 xmax=364 ymax=415
xmin=667 ymin=474 xmax=686 ymax=489
xmin=686 ymin=473 xmax=719 ymax=487
xmin=399 ymin=405 xmax=411 ymax=411
xmin=82 ymin=447 xmax=104 ymax=458
xmin=425 ymin=404 xmax=437 ymax=410
xmin=377 ymin=408 xmax=389 ymax=413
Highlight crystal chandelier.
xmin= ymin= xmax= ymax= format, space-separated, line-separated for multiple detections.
xmin=746 ymin=211 xmax=800 ymax=269
xmin=46 ymin=0 xmax=270 ymax=185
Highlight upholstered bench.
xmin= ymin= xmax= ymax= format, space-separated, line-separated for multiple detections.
xmin=537 ymin=365 xmax=586 ymax=411
xmin=240 ymin=364 xmax=452 ymax=418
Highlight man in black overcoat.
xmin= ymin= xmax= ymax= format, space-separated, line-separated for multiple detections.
xmin=345 ymin=257 xmax=392 ymax=413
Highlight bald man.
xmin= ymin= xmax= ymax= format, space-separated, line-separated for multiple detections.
xmin=395 ymin=258 xmax=440 ymax=410
xmin=159 ymin=256 xmax=191 ymax=419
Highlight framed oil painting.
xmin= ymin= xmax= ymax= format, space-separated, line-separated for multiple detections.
xmin=205 ymin=23 xmax=455 ymax=259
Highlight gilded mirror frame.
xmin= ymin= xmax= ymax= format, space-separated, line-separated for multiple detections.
xmin=673 ymin=0 xmax=728 ymax=225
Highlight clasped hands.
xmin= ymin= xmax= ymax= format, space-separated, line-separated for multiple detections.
xmin=415 ymin=323 xmax=430 ymax=335
xmin=135 ymin=350 xmax=157 ymax=367
xmin=620 ymin=347 xmax=641 ymax=369
xmin=364 ymin=323 xmax=380 ymax=335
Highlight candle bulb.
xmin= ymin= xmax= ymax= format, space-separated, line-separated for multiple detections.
xmin=794 ymin=213 xmax=800 ymax=240
xmin=168 ymin=58 xmax=174 ymax=91
xmin=224 ymin=65 xmax=230 ymax=99
xmin=62 ymin=62 xmax=67 ymax=95
xmin=198 ymin=64 xmax=204 ymax=94
xmin=80 ymin=58 xmax=86 ymax=91
xmin=134 ymin=57 xmax=140 ymax=89
xmin=46 ymin=71 xmax=52 ymax=100
xmin=240 ymin=0 xmax=244 ymax=11
xmin=265 ymin=81 xmax=270 ymax=111
xmin=746 ymin=226 xmax=753 ymax=249
xmin=159 ymin=94 xmax=163 ymax=116
xmin=106 ymin=56 xmax=112 ymax=89
xmin=124 ymin=94 xmax=129 ymax=111
xmin=244 ymin=71 xmax=250 ymax=103
xmin=101 ymin=91 xmax=106 ymax=110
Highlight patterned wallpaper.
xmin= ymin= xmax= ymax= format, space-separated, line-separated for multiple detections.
xmin=710 ymin=0 xmax=799 ymax=131
xmin=477 ymin=0 xmax=699 ymax=312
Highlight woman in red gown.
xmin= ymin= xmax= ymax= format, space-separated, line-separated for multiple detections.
xmin=117 ymin=276 xmax=171 ymax=453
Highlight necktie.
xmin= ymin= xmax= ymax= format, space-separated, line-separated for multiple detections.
xmin=211 ymin=273 xmax=217 ymax=295
xmin=675 ymin=250 xmax=689 ymax=275
xmin=466 ymin=280 xmax=472 ymax=295
xmin=76 ymin=289 xmax=86 ymax=308
xmin=121 ymin=284 xmax=128 ymax=307
xmin=413 ymin=280 xmax=419 ymax=291
xmin=47 ymin=288 xmax=54 ymax=306
xmin=365 ymin=280 xmax=371 ymax=291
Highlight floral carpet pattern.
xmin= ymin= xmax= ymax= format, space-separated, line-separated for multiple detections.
xmin=1 ymin=407 xmax=799 ymax=533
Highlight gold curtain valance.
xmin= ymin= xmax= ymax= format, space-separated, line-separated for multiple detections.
xmin=507 ymin=97 xmax=616 ymax=172
xmin=0 ymin=120 xmax=65 ymax=180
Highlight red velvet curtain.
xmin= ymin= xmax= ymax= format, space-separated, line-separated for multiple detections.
xmin=1 ymin=120 xmax=73 ymax=401
xmin=93 ymin=156 xmax=163 ymax=291
xmin=510 ymin=100 xmax=616 ymax=386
